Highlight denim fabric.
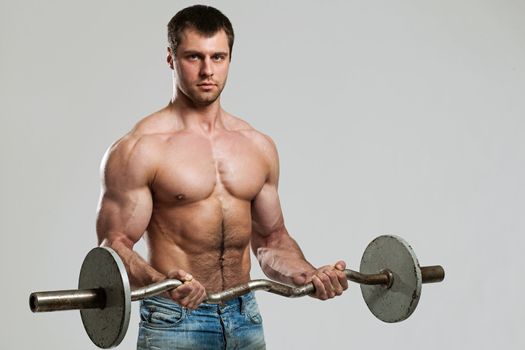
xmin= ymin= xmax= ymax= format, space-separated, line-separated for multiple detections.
xmin=137 ymin=292 xmax=265 ymax=349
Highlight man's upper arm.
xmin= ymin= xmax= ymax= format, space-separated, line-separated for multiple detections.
xmin=251 ymin=135 xmax=287 ymax=250
xmin=96 ymin=136 xmax=155 ymax=247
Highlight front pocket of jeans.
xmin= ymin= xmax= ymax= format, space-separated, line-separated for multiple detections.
xmin=244 ymin=300 xmax=263 ymax=324
xmin=248 ymin=312 xmax=263 ymax=324
xmin=143 ymin=305 xmax=185 ymax=329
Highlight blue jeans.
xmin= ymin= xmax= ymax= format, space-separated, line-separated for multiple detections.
xmin=137 ymin=292 xmax=266 ymax=349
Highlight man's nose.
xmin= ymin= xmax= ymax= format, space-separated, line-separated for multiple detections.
xmin=200 ymin=57 xmax=213 ymax=77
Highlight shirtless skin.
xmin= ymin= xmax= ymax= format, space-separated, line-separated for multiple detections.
xmin=96 ymin=27 xmax=348 ymax=311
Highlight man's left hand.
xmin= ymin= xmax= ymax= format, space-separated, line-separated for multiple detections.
xmin=293 ymin=261 xmax=349 ymax=300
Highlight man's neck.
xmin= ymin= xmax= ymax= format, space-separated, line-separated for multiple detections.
xmin=169 ymin=91 xmax=224 ymax=133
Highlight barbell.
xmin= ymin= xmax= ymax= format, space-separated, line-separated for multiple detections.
xmin=29 ymin=235 xmax=444 ymax=348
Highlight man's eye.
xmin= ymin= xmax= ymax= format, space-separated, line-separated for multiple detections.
xmin=188 ymin=54 xmax=199 ymax=60
xmin=212 ymin=55 xmax=224 ymax=61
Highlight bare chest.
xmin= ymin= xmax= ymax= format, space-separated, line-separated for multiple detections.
xmin=150 ymin=132 xmax=268 ymax=205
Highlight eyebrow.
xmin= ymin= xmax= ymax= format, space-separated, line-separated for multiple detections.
xmin=182 ymin=50 xmax=229 ymax=57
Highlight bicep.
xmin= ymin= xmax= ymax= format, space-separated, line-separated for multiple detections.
xmin=96 ymin=137 xmax=154 ymax=247
xmin=251 ymin=182 xmax=310 ymax=265
xmin=251 ymin=181 xmax=289 ymax=251
xmin=251 ymin=133 xmax=289 ymax=249
xmin=96 ymin=186 xmax=153 ymax=246
xmin=252 ymin=182 xmax=283 ymax=230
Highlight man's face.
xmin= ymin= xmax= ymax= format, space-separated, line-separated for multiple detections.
xmin=169 ymin=28 xmax=230 ymax=106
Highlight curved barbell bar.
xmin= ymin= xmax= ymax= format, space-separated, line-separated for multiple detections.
xmin=30 ymin=266 xmax=443 ymax=312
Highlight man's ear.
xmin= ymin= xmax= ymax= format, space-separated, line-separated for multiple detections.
xmin=167 ymin=47 xmax=175 ymax=70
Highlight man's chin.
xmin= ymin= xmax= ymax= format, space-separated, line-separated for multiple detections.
xmin=190 ymin=92 xmax=221 ymax=106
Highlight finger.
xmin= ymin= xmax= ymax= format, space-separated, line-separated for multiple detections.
xmin=312 ymin=274 xmax=328 ymax=300
xmin=170 ymin=269 xmax=193 ymax=282
xmin=189 ymin=287 xmax=207 ymax=309
xmin=170 ymin=283 xmax=192 ymax=302
xmin=186 ymin=284 xmax=205 ymax=309
xmin=185 ymin=274 xmax=194 ymax=282
xmin=319 ymin=271 xmax=336 ymax=298
xmin=325 ymin=269 xmax=344 ymax=296
xmin=336 ymin=269 xmax=349 ymax=290
xmin=182 ymin=281 xmax=203 ymax=308
xmin=333 ymin=261 xmax=348 ymax=290
xmin=178 ymin=285 xmax=198 ymax=308
xmin=312 ymin=275 xmax=328 ymax=300
xmin=334 ymin=260 xmax=346 ymax=271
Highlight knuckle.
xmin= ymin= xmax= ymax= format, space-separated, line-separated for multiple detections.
xmin=319 ymin=274 xmax=330 ymax=283
xmin=326 ymin=269 xmax=336 ymax=276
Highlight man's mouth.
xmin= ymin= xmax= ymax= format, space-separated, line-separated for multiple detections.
xmin=197 ymin=82 xmax=216 ymax=91
xmin=197 ymin=82 xmax=216 ymax=87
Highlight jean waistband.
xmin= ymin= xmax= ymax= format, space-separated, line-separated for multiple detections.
xmin=141 ymin=291 xmax=256 ymax=312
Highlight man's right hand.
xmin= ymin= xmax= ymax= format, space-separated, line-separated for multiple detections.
xmin=167 ymin=269 xmax=207 ymax=310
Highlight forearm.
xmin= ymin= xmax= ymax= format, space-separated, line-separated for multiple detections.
xmin=100 ymin=237 xmax=166 ymax=288
xmin=256 ymin=232 xmax=316 ymax=286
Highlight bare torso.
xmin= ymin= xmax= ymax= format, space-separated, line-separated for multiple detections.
xmin=135 ymin=109 xmax=269 ymax=293
xmin=97 ymin=25 xmax=346 ymax=307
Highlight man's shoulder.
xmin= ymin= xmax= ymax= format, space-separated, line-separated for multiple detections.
xmin=223 ymin=113 xmax=270 ymax=142
xmin=130 ymin=108 xmax=177 ymax=138
xmin=225 ymin=114 xmax=278 ymax=162
xmin=103 ymin=111 xmax=171 ymax=170
xmin=113 ymin=108 xmax=176 ymax=150
xmin=102 ymin=133 xmax=157 ymax=174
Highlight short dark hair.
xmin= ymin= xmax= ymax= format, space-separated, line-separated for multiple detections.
xmin=167 ymin=5 xmax=234 ymax=57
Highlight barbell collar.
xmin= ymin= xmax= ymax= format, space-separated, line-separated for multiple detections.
xmin=421 ymin=265 xmax=445 ymax=283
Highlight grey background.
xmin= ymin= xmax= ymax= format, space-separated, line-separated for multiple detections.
xmin=1 ymin=0 xmax=524 ymax=349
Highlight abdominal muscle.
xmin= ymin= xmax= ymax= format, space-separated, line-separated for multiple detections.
xmin=144 ymin=195 xmax=253 ymax=294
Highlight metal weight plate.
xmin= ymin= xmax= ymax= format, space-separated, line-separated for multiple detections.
xmin=79 ymin=247 xmax=131 ymax=348
xmin=360 ymin=235 xmax=422 ymax=323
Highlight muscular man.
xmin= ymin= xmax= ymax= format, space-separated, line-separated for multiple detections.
xmin=97 ymin=5 xmax=348 ymax=349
